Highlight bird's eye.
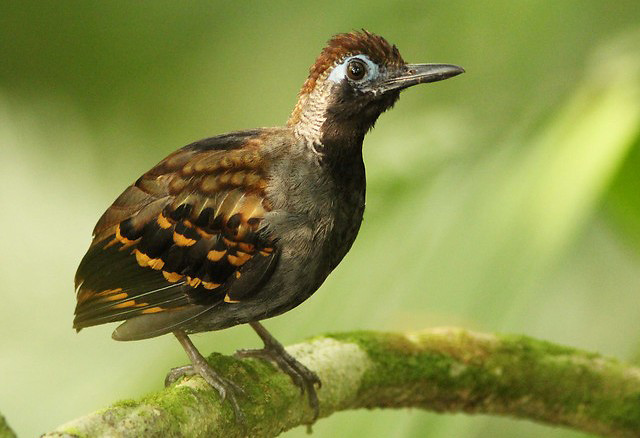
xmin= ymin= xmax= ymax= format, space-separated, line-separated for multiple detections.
xmin=347 ymin=59 xmax=367 ymax=81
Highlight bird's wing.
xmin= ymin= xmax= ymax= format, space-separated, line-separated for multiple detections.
xmin=73 ymin=131 xmax=278 ymax=333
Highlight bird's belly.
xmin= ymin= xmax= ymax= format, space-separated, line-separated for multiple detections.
xmin=185 ymin=193 xmax=365 ymax=333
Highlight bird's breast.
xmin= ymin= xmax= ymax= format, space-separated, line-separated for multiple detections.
xmin=269 ymin=149 xmax=366 ymax=270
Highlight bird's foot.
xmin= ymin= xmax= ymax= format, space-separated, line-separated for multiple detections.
xmin=169 ymin=330 xmax=246 ymax=427
xmin=165 ymin=361 xmax=246 ymax=425
xmin=235 ymin=342 xmax=321 ymax=421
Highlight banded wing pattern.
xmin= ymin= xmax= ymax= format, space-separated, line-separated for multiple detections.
xmin=74 ymin=132 xmax=278 ymax=331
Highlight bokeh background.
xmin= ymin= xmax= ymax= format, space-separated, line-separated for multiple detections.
xmin=1 ymin=1 xmax=639 ymax=437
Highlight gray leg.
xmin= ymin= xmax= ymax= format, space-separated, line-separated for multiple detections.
xmin=166 ymin=330 xmax=245 ymax=425
xmin=235 ymin=322 xmax=321 ymax=421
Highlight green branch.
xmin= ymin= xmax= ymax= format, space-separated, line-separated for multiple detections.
xmin=43 ymin=328 xmax=640 ymax=437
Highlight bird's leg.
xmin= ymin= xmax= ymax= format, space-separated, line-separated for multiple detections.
xmin=235 ymin=321 xmax=321 ymax=420
xmin=165 ymin=330 xmax=245 ymax=425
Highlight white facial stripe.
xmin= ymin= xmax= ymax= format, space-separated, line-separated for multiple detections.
xmin=327 ymin=55 xmax=380 ymax=83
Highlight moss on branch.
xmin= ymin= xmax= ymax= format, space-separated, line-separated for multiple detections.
xmin=43 ymin=328 xmax=640 ymax=438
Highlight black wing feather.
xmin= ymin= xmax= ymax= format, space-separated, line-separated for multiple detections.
xmin=74 ymin=130 xmax=278 ymax=334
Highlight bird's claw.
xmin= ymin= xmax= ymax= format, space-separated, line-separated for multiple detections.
xmin=235 ymin=346 xmax=321 ymax=420
xmin=165 ymin=361 xmax=246 ymax=426
xmin=165 ymin=364 xmax=195 ymax=387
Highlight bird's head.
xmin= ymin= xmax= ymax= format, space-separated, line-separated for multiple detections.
xmin=288 ymin=30 xmax=464 ymax=147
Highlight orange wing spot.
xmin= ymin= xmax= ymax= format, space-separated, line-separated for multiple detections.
xmin=115 ymin=225 xmax=140 ymax=247
xmin=227 ymin=254 xmax=243 ymax=266
xmin=218 ymin=172 xmax=231 ymax=184
xmin=95 ymin=287 xmax=124 ymax=297
xmin=203 ymin=281 xmax=221 ymax=290
xmin=238 ymin=242 xmax=255 ymax=252
xmin=224 ymin=294 xmax=240 ymax=303
xmin=219 ymin=156 xmax=234 ymax=168
xmin=228 ymin=251 xmax=252 ymax=266
xmin=181 ymin=162 xmax=195 ymax=176
xmin=168 ymin=177 xmax=187 ymax=195
xmin=157 ymin=214 xmax=172 ymax=229
xmin=135 ymin=249 xmax=151 ymax=267
xmin=187 ymin=276 xmax=202 ymax=288
xmin=230 ymin=171 xmax=246 ymax=186
xmin=195 ymin=227 xmax=213 ymax=239
xmin=163 ymin=271 xmax=184 ymax=282
xmin=241 ymin=151 xmax=261 ymax=166
xmin=104 ymin=292 xmax=128 ymax=302
xmin=234 ymin=271 xmax=242 ymax=279
xmin=114 ymin=300 xmax=137 ymax=309
xmin=163 ymin=151 xmax=194 ymax=171
xmin=148 ymin=257 xmax=165 ymax=270
xmin=243 ymin=172 xmax=262 ymax=186
xmin=115 ymin=225 xmax=134 ymax=244
xmin=207 ymin=249 xmax=226 ymax=262
xmin=141 ymin=306 xmax=165 ymax=314
xmin=77 ymin=287 xmax=124 ymax=304
xmin=103 ymin=237 xmax=119 ymax=250
xmin=199 ymin=175 xmax=219 ymax=193
xmin=260 ymin=247 xmax=274 ymax=256
xmin=173 ymin=231 xmax=196 ymax=247
xmin=222 ymin=237 xmax=238 ymax=247
xmin=257 ymin=179 xmax=268 ymax=191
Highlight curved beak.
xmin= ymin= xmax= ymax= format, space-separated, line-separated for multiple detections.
xmin=380 ymin=63 xmax=465 ymax=93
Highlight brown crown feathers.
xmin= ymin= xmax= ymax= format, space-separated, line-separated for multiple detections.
xmin=297 ymin=30 xmax=405 ymax=96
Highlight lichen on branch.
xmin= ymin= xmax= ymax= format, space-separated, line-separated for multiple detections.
xmin=44 ymin=328 xmax=640 ymax=438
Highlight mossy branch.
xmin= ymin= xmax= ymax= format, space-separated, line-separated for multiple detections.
xmin=44 ymin=328 xmax=640 ymax=438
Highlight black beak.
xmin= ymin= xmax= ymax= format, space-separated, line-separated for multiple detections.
xmin=381 ymin=63 xmax=465 ymax=92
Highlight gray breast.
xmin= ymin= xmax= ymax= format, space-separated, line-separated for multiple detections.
xmin=187 ymin=140 xmax=366 ymax=331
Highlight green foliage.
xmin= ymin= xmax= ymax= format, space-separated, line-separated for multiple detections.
xmin=0 ymin=413 xmax=16 ymax=438
xmin=606 ymin=132 xmax=640 ymax=252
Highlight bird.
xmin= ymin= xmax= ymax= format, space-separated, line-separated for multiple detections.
xmin=73 ymin=30 xmax=464 ymax=423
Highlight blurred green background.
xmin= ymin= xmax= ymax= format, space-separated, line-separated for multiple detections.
xmin=1 ymin=1 xmax=639 ymax=437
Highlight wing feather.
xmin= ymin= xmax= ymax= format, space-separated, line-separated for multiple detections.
xmin=74 ymin=130 xmax=278 ymax=333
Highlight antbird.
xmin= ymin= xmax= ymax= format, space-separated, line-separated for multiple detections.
xmin=74 ymin=30 xmax=464 ymax=422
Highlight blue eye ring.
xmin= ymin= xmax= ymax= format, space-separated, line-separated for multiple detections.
xmin=327 ymin=55 xmax=379 ymax=84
